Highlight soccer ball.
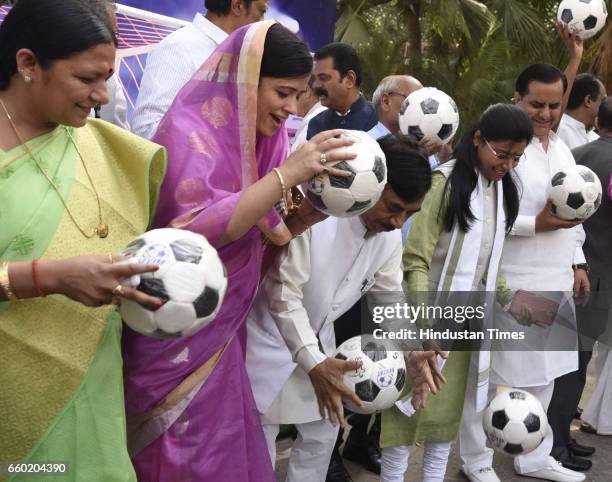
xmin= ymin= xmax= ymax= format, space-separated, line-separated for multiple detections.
xmin=557 ymin=0 xmax=608 ymax=39
xmin=333 ymin=336 xmax=406 ymax=414
xmin=483 ymin=389 xmax=547 ymax=456
xmin=305 ymin=130 xmax=387 ymax=217
xmin=548 ymin=164 xmax=602 ymax=220
xmin=399 ymin=87 xmax=460 ymax=145
xmin=118 ymin=228 xmax=228 ymax=339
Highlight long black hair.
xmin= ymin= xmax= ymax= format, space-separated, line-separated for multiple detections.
xmin=0 ymin=0 xmax=116 ymax=90
xmin=442 ymin=103 xmax=533 ymax=234
xmin=260 ymin=24 xmax=312 ymax=79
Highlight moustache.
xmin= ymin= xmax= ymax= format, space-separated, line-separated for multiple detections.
xmin=314 ymin=88 xmax=328 ymax=97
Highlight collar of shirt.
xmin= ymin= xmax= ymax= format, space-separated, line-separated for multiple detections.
xmin=532 ymin=129 xmax=562 ymax=151
xmin=600 ymin=134 xmax=612 ymax=145
xmin=305 ymin=102 xmax=326 ymax=122
xmin=193 ymin=13 xmax=229 ymax=45
xmin=334 ymin=94 xmax=367 ymax=117
xmin=561 ymin=113 xmax=592 ymax=133
xmin=350 ymin=214 xmax=369 ymax=239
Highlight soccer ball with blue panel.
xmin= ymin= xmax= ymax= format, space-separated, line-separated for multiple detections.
xmin=333 ymin=335 xmax=406 ymax=415
xmin=305 ymin=130 xmax=387 ymax=218
xmin=119 ymin=228 xmax=228 ymax=339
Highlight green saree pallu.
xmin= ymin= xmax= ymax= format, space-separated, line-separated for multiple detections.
xmin=0 ymin=119 xmax=166 ymax=481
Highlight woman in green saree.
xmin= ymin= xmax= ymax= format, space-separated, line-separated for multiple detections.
xmin=0 ymin=1 xmax=166 ymax=480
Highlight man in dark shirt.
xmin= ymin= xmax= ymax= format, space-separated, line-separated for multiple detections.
xmin=306 ymin=42 xmax=378 ymax=140
xmin=548 ymin=96 xmax=612 ymax=468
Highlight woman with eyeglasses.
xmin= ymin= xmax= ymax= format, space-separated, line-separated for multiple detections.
xmin=378 ymin=104 xmax=534 ymax=482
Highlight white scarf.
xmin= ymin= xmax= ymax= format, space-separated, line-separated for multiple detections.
xmin=398 ymin=162 xmax=507 ymax=415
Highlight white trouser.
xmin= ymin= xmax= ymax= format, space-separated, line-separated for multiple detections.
xmin=263 ymin=419 xmax=339 ymax=482
xmin=582 ymin=344 xmax=612 ymax=433
xmin=381 ymin=442 xmax=451 ymax=482
xmin=459 ymin=351 xmax=556 ymax=474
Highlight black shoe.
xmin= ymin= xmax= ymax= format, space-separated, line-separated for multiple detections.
xmin=568 ymin=439 xmax=595 ymax=457
xmin=342 ymin=443 xmax=381 ymax=475
xmin=574 ymin=407 xmax=583 ymax=420
xmin=326 ymin=454 xmax=353 ymax=482
xmin=558 ymin=455 xmax=592 ymax=472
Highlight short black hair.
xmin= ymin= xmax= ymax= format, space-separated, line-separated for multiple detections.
xmin=205 ymin=0 xmax=253 ymax=16
xmin=314 ymin=42 xmax=363 ymax=86
xmin=515 ymin=63 xmax=568 ymax=98
xmin=0 ymin=0 xmax=115 ymax=90
xmin=598 ymin=96 xmax=612 ymax=131
xmin=567 ymin=73 xmax=604 ymax=110
xmin=377 ymin=134 xmax=432 ymax=203
xmin=260 ymin=24 xmax=312 ymax=79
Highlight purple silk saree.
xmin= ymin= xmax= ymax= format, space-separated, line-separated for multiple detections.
xmin=122 ymin=21 xmax=292 ymax=481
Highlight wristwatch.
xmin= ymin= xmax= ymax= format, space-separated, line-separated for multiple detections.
xmin=572 ymin=263 xmax=590 ymax=274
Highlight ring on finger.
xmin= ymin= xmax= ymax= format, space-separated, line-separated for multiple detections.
xmin=320 ymin=153 xmax=327 ymax=165
xmin=112 ymin=284 xmax=125 ymax=297
xmin=108 ymin=254 xmax=114 ymax=264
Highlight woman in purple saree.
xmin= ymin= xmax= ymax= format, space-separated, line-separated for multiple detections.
xmin=122 ymin=21 xmax=356 ymax=481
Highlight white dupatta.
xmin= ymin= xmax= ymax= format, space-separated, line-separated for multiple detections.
xmin=398 ymin=161 xmax=507 ymax=414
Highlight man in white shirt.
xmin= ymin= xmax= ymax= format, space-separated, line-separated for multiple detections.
xmin=369 ymin=74 xmax=423 ymax=138
xmin=131 ymin=0 xmax=269 ymax=139
xmin=458 ymin=63 xmax=590 ymax=482
xmin=246 ymin=135 xmax=436 ymax=482
xmin=291 ymin=74 xmax=327 ymax=149
xmin=91 ymin=1 xmax=129 ymax=129
xmin=557 ymin=73 xmax=606 ymax=149
xmin=94 ymin=74 xmax=129 ymax=129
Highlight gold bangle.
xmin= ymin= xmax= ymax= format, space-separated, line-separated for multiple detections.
xmin=0 ymin=262 xmax=18 ymax=301
xmin=272 ymin=168 xmax=286 ymax=193
xmin=273 ymin=168 xmax=288 ymax=216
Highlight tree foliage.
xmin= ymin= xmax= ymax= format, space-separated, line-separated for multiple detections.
xmin=335 ymin=0 xmax=611 ymax=128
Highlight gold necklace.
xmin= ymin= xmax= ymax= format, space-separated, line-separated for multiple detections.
xmin=0 ymin=98 xmax=108 ymax=239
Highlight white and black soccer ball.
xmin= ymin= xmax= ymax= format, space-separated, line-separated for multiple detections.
xmin=305 ymin=130 xmax=387 ymax=217
xmin=399 ymin=87 xmax=460 ymax=145
xmin=118 ymin=228 xmax=228 ymax=339
xmin=482 ymin=389 xmax=547 ymax=456
xmin=557 ymin=0 xmax=608 ymax=39
xmin=333 ymin=336 xmax=406 ymax=415
xmin=548 ymin=164 xmax=602 ymax=220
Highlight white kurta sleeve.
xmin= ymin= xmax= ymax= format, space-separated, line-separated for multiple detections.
xmin=131 ymin=39 xmax=196 ymax=140
xmin=509 ymin=214 xmax=536 ymax=237
xmin=265 ymin=230 xmax=326 ymax=373
xmin=573 ymin=224 xmax=586 ymax=264
xmin=370 ymin=243 xmax=403 ymax=292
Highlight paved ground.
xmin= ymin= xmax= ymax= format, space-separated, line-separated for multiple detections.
xmin=275 ymin=350 xmax=611 ymax=481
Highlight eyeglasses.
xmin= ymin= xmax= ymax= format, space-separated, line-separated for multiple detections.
xmin=483 ymin=138 xmax=523 ymax=167
xmin=387 ymin=92 xmax=408 ymax=100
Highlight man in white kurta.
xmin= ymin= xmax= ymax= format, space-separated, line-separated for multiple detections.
xmin=459 ymin=63 xmax=589 ymax=482
xmin=131 ymin=1 xmax=268 ymax=139
xmin=246 ymin=136 xmax=433 ymax=482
